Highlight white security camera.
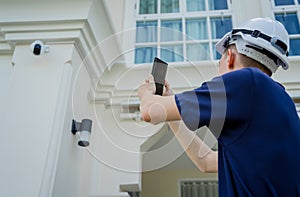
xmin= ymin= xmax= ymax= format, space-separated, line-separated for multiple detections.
xmin=30 ymin=40 xmax=49 ymax=56
xmin=71 ymin=119 xmax=93 ymax=147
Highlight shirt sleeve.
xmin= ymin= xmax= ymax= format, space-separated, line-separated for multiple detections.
xmin=175 ymin=76 xmax=226 ymax=133
xmin=174 ymin=68 xmax=254 ymax=138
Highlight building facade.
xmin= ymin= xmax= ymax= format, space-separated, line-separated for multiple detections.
xmin=0 ymin=0 xmax=299 ymax=197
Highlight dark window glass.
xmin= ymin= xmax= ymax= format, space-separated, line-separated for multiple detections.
xmin=161 ymin=20 xmax=183 ymax=41
xmin=186 ymin=18 xmax=208 ymax=40
xmin=289 ymin=38 xmax=300 ymax=56
xmin=161 ymin=0 xmax=179 ymax=13
xmin=211 ymin=17 xmax=232 ymax=39
xmin=275 ymin=13 xmax=300 ymax=34
xmin=136 ymin=21 xmax=158 ymax=43
xmin=209 ymin=0 xmax=228 ymax=10
xmin=186 ymin=0 xmax=205 ymax=12
xmin=161 ymin=45 xmax=183 ymax=62
xmin=135 ymin=47 xmax=157 ymax=64
xmin=274 ymin=0 xmax=294 ymax=6
xmin=139 ymin=0 xmax=157 ymax=14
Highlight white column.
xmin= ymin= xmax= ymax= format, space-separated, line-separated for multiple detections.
xmin=0 ymin=43 xmax=83 ymax=196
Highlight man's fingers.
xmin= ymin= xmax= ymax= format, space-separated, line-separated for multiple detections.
xmin=138 ymin=74 xmax=156 ymax=98
xmin=164 ymin=80 xmax=170 ymax=89
xmin=146 ymin=74 xmax=154 ymax=83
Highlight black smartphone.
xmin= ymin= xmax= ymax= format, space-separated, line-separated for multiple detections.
xmin=151 ymin=57 xmax=168 ymax=96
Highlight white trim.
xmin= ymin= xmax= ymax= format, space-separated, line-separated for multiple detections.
xmin=295 ymin=103 xmax=300 ymax=117
xmin=39 ymin=62 xmax=73 ymax=197
xmin=90 ymin=59 xmax=217 ymax=107
xmin=0 ymin=19 xmax=116 ymax=80
xmin=119 ymin=183 xmax=141 ymax=192
xmin=282 ymin=82 xmax=300 ymax=98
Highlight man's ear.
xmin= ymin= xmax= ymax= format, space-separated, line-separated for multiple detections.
xmin=226 ymin=48 xmax=235 ymax=70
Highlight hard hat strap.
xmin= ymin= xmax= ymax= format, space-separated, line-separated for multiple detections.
xmin=231 ymin=29 xmax=289 ymax=57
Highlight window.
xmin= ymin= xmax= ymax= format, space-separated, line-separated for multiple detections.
xmin=180 ymin=179 xmax=218 ymax=197
xmin=186 ymin=18 xmax=208 ymax=40
xmin=272 ymin=0 xmax=300 ymax=56
xmin=161 ymin=19 xmax=182 ymax=41
xmin=209 ymin=0 xmax=228 ymax=10
xmin=275 ymin=13 xmax=300 ymax=35
xmin=139 ymin=0 xmax=157 ymax=14
xmin=161 ymin=0 xmax=180 ymax=13
xmin=274 ymin=0 xmax=294 ymax=6
xmin=135 ymin=0 xmax=232 ymax=64
xmin=186 ymin=0 xmax=205 ymax=11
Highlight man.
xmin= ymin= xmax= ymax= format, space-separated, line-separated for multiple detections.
xmin=138 ymin=18 xmax=300 ymax=196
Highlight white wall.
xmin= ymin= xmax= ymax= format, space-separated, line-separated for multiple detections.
xmin=88 ymin=104 xmax=164 ymax=196
xmin=0 ymin=0 xmax=127 ymax=196
xmin=0 ymin=43 xmax=85 ymax=196
xmin=232 ymin=0 xmax=273 ymax=25
xmin=51 ymin=46 xmax=93 ymax=197
xmin=0 ymin=55 xmax=14 ymax=121
xmin=0 ymin=0 xmax=92 ymax=22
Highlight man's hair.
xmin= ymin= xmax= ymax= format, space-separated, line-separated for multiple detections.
xmin=228 ymin=45 xmax=272 ymax=76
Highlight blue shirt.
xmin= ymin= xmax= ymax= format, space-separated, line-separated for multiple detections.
xmin=175 ymin=68 xmax=300 ymax=196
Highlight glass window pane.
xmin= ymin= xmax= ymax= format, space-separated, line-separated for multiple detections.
xmin=161 ymin=20 xmax=183 ymax=41
xmin=139 ymin=0 xmax=157 ymax=14
xmin=289 ymin=38 xmax=300 ymax=56
xmin=135 ymin=47 xmax=157 ymax=64
xmin=136 ymin=21 xmax=158 ymax=43
xmin=275 ymin=13 xmax=300 ymax=34
xmin=274 ymin=0 xmax=294 ymax=6
xmin=209 ymin=0 xmax=228 ymax=10
xmin=186 ymin=18 xmax=208 ymax=40
xmin=187 ymin=43 xmax=210 ymax=61
xmin=211 ymin=17 xmax=232 ymax=39
xmin=161 ymin=0 xmax=179 ymax=13
xmin=161 ymin=45 xmax=183 ymax=62
xmin=186 ymin=0 xmax=205 ymax=12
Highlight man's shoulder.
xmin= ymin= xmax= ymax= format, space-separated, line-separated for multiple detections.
xmin=220 ymin=67 xmax=271 ymax=84
xmin=215 ymin=68 xmax=255 ymax=84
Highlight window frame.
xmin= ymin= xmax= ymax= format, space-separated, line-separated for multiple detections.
xmin=134 ymin=0 xmax=233 ymax=64
xmin=272 ymin=0 xmax=300 ymax=57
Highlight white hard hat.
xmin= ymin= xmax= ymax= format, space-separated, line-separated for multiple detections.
xmin=215 ymin=18 xmax=289 ymax=73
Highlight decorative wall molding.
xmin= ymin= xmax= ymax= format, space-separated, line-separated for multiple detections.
xmin=90 ymin=84 xmax=191 ymax=108
xmin=282 ymin=82 xmax=300 ymax=99
xmin=91 ymin=79 xmax=300 ymax=109
xmin=0 ymin=19 xmax=112 ymax=80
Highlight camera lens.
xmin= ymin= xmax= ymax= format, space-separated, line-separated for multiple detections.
xmin=78 ymin=140 xmax=89 ymax=147
xmin=33 ymin=44 xmax=42 ymax=55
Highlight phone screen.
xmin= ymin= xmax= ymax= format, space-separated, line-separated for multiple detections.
xmin=151 ymin=57 xmax=168 ymax=95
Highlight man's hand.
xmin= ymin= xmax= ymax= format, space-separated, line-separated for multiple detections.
xmin=138 ymin=75 xmax=156 ymax=99
xmin=138 ymin=75 xmax=181 ymax=123
xmin=163 ymin=80 xmax=173 ymax=96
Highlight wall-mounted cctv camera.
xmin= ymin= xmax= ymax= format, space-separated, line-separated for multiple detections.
xmin=71 ymin=119 xmax=93 ymax=147
xmin=30 ymin=40 xmax=49 ymax=56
